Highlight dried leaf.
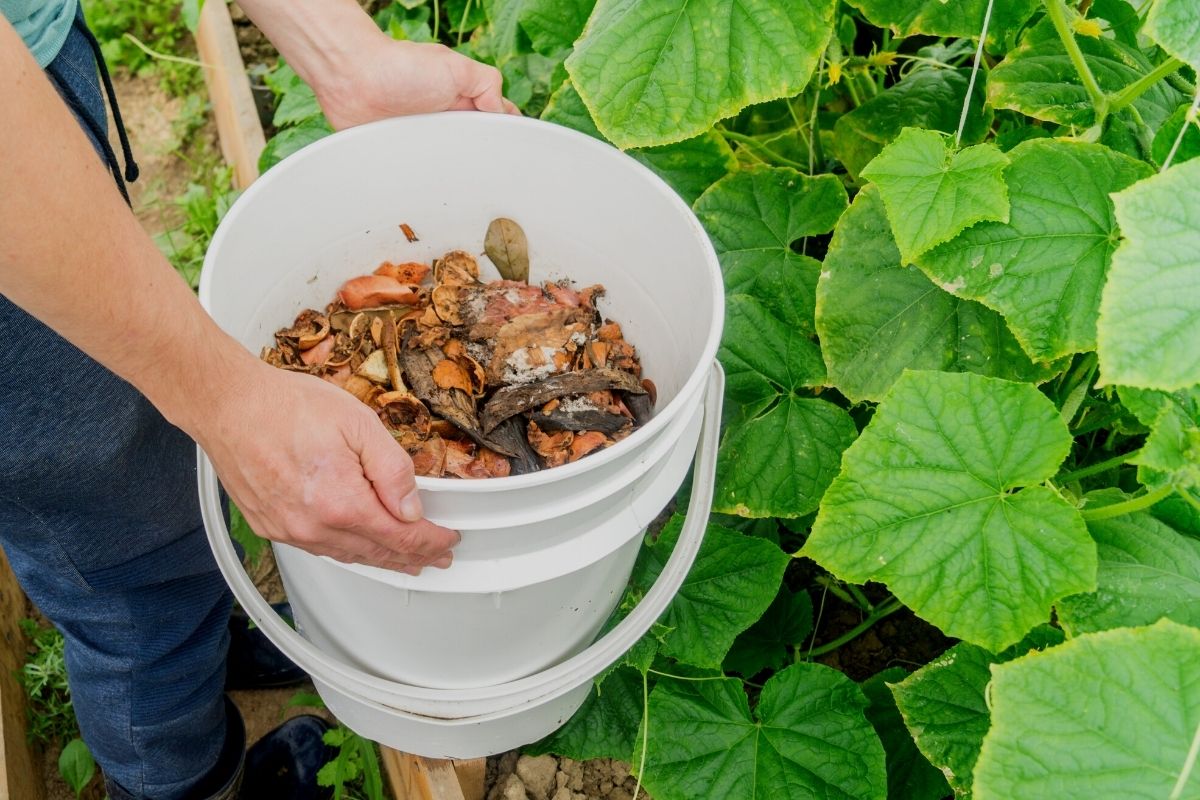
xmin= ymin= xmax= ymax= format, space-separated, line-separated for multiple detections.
xmin=485 ymin=218 xmax=530 ymax=282
xmin=400 ymin=223 xmax=419 ymax=243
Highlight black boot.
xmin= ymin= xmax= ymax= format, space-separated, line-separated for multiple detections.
xmin=225 ymin=602 xmax=309 ymax=690
xmin=239 ymin=715 xmax=336 ymax=800
xmin=103 ymin=698 xmax=335 ymax=800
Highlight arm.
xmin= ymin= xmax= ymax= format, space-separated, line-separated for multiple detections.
xmin=236 ymin=0 xmax=519 ymax=129
xmin=0 ymin=18 xmax=458 ymax=573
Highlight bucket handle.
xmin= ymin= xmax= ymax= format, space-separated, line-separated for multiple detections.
xmin=197 ymin=362 xmax=724 ymax=712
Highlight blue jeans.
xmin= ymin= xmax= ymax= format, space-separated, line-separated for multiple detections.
xmin=0 ymin=10 xmax=234 ymax=799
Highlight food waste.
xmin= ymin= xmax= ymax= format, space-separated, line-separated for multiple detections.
xmin=262 ymin=219 xmax=656 ymax=479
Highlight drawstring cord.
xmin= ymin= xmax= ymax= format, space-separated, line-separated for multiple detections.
xmin=78 ymin=24 xmax=139 ymax=186
xmin=45 ymin=18 xmax=140 ymax=204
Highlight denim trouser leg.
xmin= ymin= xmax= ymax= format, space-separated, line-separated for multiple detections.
xmin=0 ymin=10 xmax=233 ymax=799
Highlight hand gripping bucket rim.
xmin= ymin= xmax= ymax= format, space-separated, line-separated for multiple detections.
xmin=197 ymin=364 xmax=723 ymax=724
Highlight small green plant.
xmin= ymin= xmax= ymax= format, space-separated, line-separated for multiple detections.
xmin=19 ymin=619 xmax=98 ymax=798
xmin=81 ymin=0 xmax=203 ymax=95
xmin=154 ymin=165 xmax=239 ymax=288
xmin=287 ymin=692 xmax=387 ymax=800
xmin=18 ymin=618 xmax=79 ymax=745
xmin=59 ymin=738 xmax=97 ymax=799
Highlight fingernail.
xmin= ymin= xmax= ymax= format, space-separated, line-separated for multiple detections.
xmin=432 ymin=554 xmax=453 ymax=569
xmin=402 ymin=565 xmax=423 ymax=576
xmin=398 ymin=490 xmax=422 ymax=522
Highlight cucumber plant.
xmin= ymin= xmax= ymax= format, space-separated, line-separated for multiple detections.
xmin=258 ymin=0 xmax=1200 ymax=797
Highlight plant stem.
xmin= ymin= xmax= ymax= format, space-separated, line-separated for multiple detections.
xmin=1044 ymin=0 xmax=1108 ymax=120
xmin=815 ymin=575 xmax=862 ymax=609
xmin=1163 ymin=90 xmax=1200 ymax=172
xmin=633 ymin=671 xmax=648 ymax=800
xmin=846 ymin=583 xmax=874 ymax=612
xmin=1080 ymin=484 xmax=1175 ymax=521
xmin=122 ymin=33 xmax=207 ymax=68
xmin=718 ymin=129 xmax=809 ymax=170
xmin=1110 ymin=57 xmax=1184 ymax=114
xmin=1056 ymin=451 xmax=1137 ymax=484
xmin=956 ymin=0 xmax=994 ymax=147
xmin=1171 ymin=718 xmax=1200 ymax=800
xmin=801 ymin=598 xmax=904 ymax=659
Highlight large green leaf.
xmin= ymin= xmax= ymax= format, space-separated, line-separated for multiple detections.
xmin=694 ymin=167 xmax=848 ymax=334
xmin=803 ymin=370 xmax=1096 ymax=651
xmin=861 ymin=129 xmax=1010 ymax=264
xmin=1098 ymin=157 xmax=1200 ymax=390
xmin=717 ymin=294 xmax=856 ymax=517
xmin=1058 ymin=504 xmax=1200 ymax=635
xmin=844 ymin=0 xmax=1039 ymax=50
xmin=861 ymin=668 xmax=950 ymax=800
xmin=1152 ymin=103 xmax=1200 ymax=167
xmin=890 ymin=627 xmax=1065 ymax=798
xmin=723 ymin=587 xmax=812 ymax=678
xmin=988 ymin=21 xmax=1183 ymax=130
xmin=1134 ymin=403 xmax=1200 ymax=495
xmin=631 ymin=517 xmax=789 ymax=669
xmin=640 ymin=664 xmax=887 ymax=800
xmin=975 ymin=619 xmax=1200 ymax=799
xmin=917 ymin=139 xmax=1151 ymax=362
xmin=1146 ymin=0 xmax=1200 ymax=73
xmin=540 ymin=81 xmax=736 ymax=204
xmin=715 ymin=395 xmax=859 ymax=519
xmin=526 ymin=666 xmax=642 ymax=761
xmin=816 ymin=187 xmax=1061 ymax=404
xmin=519 ymin=0 xmax=594 ymax=54
xmin=833 ymin=67 xmax=993 ymax=178
xmin=566 ymin=0 xmax=836 ymax=148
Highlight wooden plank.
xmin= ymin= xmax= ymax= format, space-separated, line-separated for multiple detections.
xmin=194 ymin=0 xmax=265 ymax=189
xmin=454 ymin=758 xmax=487 ymax=800
xmin=382 ymin=748 xmax=470 ymax=800
xmin=0 ymin=548 xmax=43 ymax=800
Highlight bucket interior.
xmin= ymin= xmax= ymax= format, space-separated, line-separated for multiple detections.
xmin=200 ymin=113 xmax=723 ymax=488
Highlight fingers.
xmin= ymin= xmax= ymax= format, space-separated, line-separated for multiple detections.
xmin=501 ymin=97 xmax=522 ymax=115
xmin=358 ymin=420 xmax=422 ymax=521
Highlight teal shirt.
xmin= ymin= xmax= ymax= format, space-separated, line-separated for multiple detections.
xmin=2 ymin=0 xmax=78 ymax=67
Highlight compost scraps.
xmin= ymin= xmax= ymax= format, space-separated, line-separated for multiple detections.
xmin=262 ymin=220 xmax=655 ymax=479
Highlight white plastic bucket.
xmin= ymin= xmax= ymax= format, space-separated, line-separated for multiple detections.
xmin=196 ymin=113 xmax=725 ymax=755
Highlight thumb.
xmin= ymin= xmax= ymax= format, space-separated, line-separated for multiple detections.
xmin=356 ymin=419 xmax=424 ymax=522
xmin=460 ymin=60 xmax=507 ymax=113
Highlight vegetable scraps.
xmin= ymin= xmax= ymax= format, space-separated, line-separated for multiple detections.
xmin=262 ymin=219 xmax=654 ymax=479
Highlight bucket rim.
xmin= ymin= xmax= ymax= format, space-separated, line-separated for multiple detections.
xmin=199 ymin=112 xmax=726 ymax=493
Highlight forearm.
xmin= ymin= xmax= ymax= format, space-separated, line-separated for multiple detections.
xmin=234 ymin=0 xmax=386 ymax=95
xmin=0 ymin=19 xmax=258 ymax=441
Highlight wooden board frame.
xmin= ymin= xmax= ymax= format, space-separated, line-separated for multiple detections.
xmin=0 ymin=548 xmax=43 ymax=800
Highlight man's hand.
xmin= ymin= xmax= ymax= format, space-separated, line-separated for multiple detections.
xmin=317 ymin=39 xmax=520 ymax=130
xmin=237 ymin=0 xmax=520 ymax=130
xmin=201 ymin=362 xmax=460 ymax=575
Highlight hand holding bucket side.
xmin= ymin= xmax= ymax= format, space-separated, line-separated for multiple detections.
xmin=199 ymin=361 xmax=460 ymax=575
xmin=235 ymin=0 xmax=521 ymax=129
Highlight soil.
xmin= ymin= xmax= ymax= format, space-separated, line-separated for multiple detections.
xmin=487 ymin=753 xmax=651 ymax=800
